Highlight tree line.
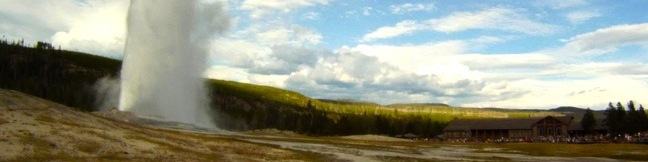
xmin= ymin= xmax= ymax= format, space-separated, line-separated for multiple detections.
xmin=210 ymin=87 xmax=447 ymax=137
xmin=0 ymin=39 xmax=120 ymax=111
xmin=602 ymin=101 xmax=648 ymax=135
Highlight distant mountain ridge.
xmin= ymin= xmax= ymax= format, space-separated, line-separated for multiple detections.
xmin=550 ymin=106 xmax=606 ymax=121
xmin=551 ymin=106 xmax=588 ymax=112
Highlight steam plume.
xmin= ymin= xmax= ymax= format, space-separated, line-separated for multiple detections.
xmin=119 ymin=0 xmax=228 ymax=128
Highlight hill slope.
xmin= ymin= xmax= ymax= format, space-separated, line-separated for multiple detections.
xmin=0 ymin=89 xmax=328 ymax=161
xmin=550 ymin=106 xmax=606 ymax=121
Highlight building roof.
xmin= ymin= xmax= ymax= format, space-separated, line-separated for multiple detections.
xmin=444 ymin=116 xmax=573 ymax=131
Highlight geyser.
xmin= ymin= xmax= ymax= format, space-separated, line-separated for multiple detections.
xmin=119 ymin=0 xmax=227 ymax=128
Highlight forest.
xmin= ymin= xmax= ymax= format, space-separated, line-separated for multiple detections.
xmin=0 ymin=40 xmax=120 ymax=111
xmin=602 ymin=101 xmax=648 ymax=135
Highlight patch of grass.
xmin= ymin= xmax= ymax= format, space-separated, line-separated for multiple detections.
xmin=76 ymin=140 xmax=102 ymax=154
xmin=35 ymin=114 xmax=55 ymax=123
xmin=209 ymin=79 xmax=310 ymax=108
xmin=19 ymin=133 xmax=51 ymax=148
xmin=0 ymin=117 xmax=9 ymax=125
xmin=18 ymin=133 xmax=56 ymax=157
xmin=125 ymin=134 xmax=193 ymax=152
xmin=94 ymin=153 xmax=155 ymax=162
xmin=7 ymin=153 xmax=76 ymax=162
xmin=22 ymin=112 xmax=32 ymax=117
xmin=37 ymin=114 xmax=93 ymax=130
xmin=377 ymin=156 xmax=446 ymax=162
xmin=469 ymin=143 xmax=648 ymax=161
xmin=59 ymin=118 xmax=85 ymax=128
xmin=48 ymin=129 xmax=61 ymax=135
xmin=216 ymin=139 xmax=336 ymax=161
xmin=80 ymin=129 xmax=119 ymax=142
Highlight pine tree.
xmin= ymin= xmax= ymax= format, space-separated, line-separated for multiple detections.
xmin=639 ymin=105 xmax=648 ymax=132
xmin=605 ymin=102 xmax=619 ymax=135
xmin=581 ymin=108 xmax=596 ymax=134
xmin=306 ymin=100 xmax=316 ymax=133
xmin=616 ymin=102 xmax=627 ymax=134
xmin=627 ymin=101 xmax=640 ymax=134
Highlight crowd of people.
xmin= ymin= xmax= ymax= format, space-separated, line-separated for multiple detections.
xmin=442 ymin=132 xmax=648 ymax=144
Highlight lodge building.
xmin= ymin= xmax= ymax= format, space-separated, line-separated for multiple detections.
xmin=443 ymin=116 xmax=577 ymax=139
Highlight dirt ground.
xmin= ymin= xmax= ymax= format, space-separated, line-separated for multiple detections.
xmin=2 ymin=89 xmax=648 ymax=162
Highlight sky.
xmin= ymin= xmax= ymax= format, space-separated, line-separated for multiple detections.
xmin=1 ymin=0 xmax=648 ymax=109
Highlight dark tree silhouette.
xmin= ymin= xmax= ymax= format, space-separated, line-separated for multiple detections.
xmin=616 ymin=102 xmax=627 ymax=133
xmin=581 ymin=108 xmax=596 ymax=134
xmin=605 ymin=101 xmax=648 ymax=135
xmin=605 ymin=102 xmax=620 ymax=135
xmin=627 ymin=101 xmax=641 ymax=133
xmin=639 ymin=105 xmax=648 ymax=132
xmin=0 ymin=40 xmax=120 ymax=111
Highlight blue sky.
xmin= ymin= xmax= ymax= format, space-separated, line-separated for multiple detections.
xmin=282 ymin=0 xmax=647 ymax=51
xmin=1 ymin=0 xmax=648 ymax=109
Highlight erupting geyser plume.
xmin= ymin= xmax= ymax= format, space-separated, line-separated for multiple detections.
xmin=119 ymin=0 xmax=228 ymax=128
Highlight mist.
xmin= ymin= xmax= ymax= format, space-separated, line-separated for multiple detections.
xmin=94 ymin=76 xmax=120 ymax=111
xmin=118 ymin=0 xmax=228 ymax=128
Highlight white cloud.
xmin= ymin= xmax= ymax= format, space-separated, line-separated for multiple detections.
xmin=536 ymin=62 xmax=648 ymax=79
xmin=458 ymin=53 xmax=555 ymax=71
xmin=285 ymin=50 xmax=492 ymax=104
xmin=468 ymin=35 xmax=511 ymax=49
xmin=0 ymin=0 xmax=129 ymax=57
xmin=0 ymin=0 xmax=80 ymax=40
xmin=52 ymin=0 xmax=129 ymax=58
xmin=362 ymin=7 xmax=558 ymax=42
xmin=427 ymin=7 xmax=558 ymax=34
xmin=390 ymin=3 xmax=435 ymax=14
xmin=210 ymin=38 xmax=500 ymax=105
xmin=302 ymin=11 xmax=320 ymax=20
xmin=206 ymin=65 xmax=288 ymax=88
xmin=565 ymin=23 xmax=648 ymax=54
xmin=209 ymin=25 xmax=325 ymax=75
xmin=332 ymin=33 xmax=648 ymax=107
xmin=535 ymin=0 xmax=588 ymax=9
xmin=470 ymin=36 xmax=505 ymax=45
xmin=347 ymin=41 xmax=467 ymax=77
xmin=343 ymin=10 xmax=357 ymax=17
xmin=362 ymin=7 xmax=373 ymax=16
xmin=566 ymin=10 xmax=601 ymax=24
xmin=361 ymin=20 xmax=419 ymax=42
xmin=465 ymin=76 xmax=648 ymax=109
xmin=255 ymin=25 xmax=322 ymax=45
xmin=0 ymin=0 xmax=233 ymax=58
xmin=241 ymin=0 xmax=331 ymax=19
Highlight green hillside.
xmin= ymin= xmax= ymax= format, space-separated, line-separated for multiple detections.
xmin=209 ymin=79 xmax=564 ymax=122
xmin=207 ymin=79 xmax=568 ymax=136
